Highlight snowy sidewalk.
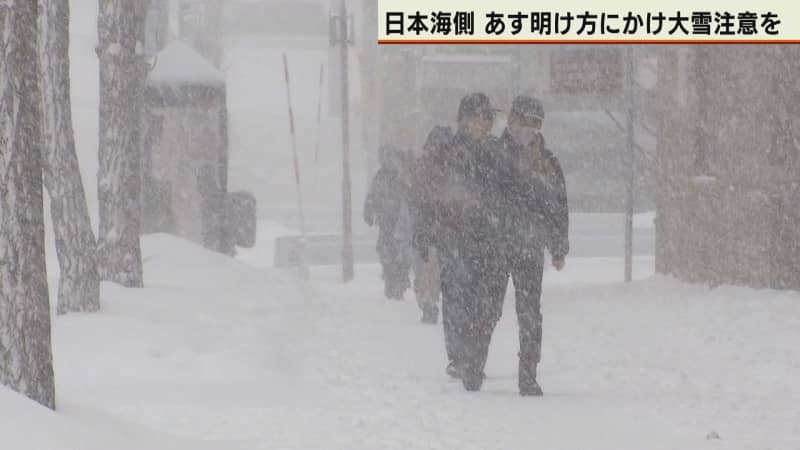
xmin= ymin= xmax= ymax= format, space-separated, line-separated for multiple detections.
xmin=8 ymin=235 xmax=798 ymax=449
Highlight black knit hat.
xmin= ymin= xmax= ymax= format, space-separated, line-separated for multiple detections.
xmin=457 ymin=92 xmax=498 ymax=122
xmin=509 ymin=95 xmax=545 ymax=121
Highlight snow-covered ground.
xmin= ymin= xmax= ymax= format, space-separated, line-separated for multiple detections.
xmin=7 ymin=232 xmax=800 ymax=449
xmin=8 ymin=3 xmax=795 ymax=449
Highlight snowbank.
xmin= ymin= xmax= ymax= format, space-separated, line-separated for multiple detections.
xmin=0 ymin=363 xmax=202 ymax=450
xmin=37 ymin=234 xmax=311 ymax=449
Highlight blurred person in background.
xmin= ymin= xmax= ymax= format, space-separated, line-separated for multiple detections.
xmin=364 ymin=146 xmax=415 ymax=300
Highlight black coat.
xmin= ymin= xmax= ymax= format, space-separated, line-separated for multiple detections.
xmin=412 ymin=131 xmax=509 ymax=256
xmin=500 ymin=130 xmax=570 ymax=258
xmin=364 ymin=161 xmax=412 ymax=251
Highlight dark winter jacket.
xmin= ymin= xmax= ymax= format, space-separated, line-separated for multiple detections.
xmin=500 ymin=130 xmax=570 ymax=258
xmin=412 ymin=129 xmax=510 ymax=257
xmin=364 ymin=156 xmax=412 ymax=254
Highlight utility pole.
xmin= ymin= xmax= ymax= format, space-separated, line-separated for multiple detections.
xmin=338 ymin=0 xmax=355 ymax=282
xmin=624 ymin=46 xmax=635 ymax=283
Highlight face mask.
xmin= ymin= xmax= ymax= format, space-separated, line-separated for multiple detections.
xmin=510 ymin=126 xmax=539 ymax=147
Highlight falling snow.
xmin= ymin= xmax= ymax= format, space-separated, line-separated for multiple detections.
xmin=1 ymin=1 xmax=799 ymax=449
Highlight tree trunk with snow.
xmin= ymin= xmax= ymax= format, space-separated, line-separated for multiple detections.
xmin=96 ymin=0 xmax=149 ymax=288
xmin=40 ymin=0 xmax=101 ymax=314
xmin=0 ymin=0 xmax=57 ymax=409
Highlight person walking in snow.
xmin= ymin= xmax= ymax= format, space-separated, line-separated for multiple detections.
xmin=363 ymin=146 xmax=415 ymax=300
xmin=497 ymin=95 xmax=570 ymax=396
xmin=414 ymin=93 xmax=513 ymax=391
xmin=409 ymin=126 xmax=453 ymax=325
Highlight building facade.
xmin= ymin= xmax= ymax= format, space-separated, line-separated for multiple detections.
xmin=655 ymin=46 xmax=800 ymax=289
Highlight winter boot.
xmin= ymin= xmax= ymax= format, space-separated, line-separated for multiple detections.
xmin=462 ymin=370 xmax=484 ymax=392
xmin=518 ymin=310 xmax=543 ymax=396
xmin=519 ymin=356 xmax=543 ymax=396
xmin=519 ymin=381 xmax=542 ymax=396
xmin=519 ymin=379 xmax=543 ymax=396
xmin=446 ymin=360 xmax=486 ymax=381
xmin=446 ymin=360 xmax=464 ymax=379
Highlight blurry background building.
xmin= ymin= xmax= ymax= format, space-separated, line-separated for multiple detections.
xmin=656 ymin=46 xmax=800 ymax=289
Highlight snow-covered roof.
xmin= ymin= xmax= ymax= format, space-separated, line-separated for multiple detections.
xmin=148 ymin=41 xmax=225 ymax=86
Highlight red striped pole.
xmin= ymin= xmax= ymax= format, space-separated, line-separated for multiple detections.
xmin=282 ymin=52 xmax=308 ymax=277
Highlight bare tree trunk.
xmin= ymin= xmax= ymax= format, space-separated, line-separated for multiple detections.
xmin=40 ymin=0 xmax=101 ymax=314
xmin=96 ymin=0 xmax=149 ymax=287
xmin=0 ymin=0 xmax=57 ymax=409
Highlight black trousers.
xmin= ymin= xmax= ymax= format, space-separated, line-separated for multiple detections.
xmin=377 ymin=232 xmax=411 ymax=298
xmin=439 ymin=246 xmax=469 ymax=365
xmin=501 ymin=246 xmax=545 ymax=387
xmin=439 ymin=242 xmax=507 ymax=379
